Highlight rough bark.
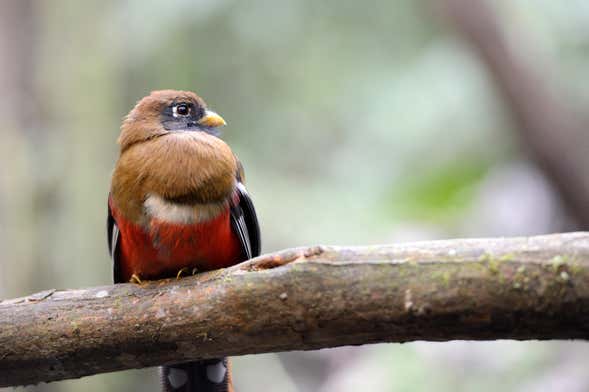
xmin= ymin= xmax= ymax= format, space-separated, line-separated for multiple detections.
xmin=1 ymin=232 xmax=588 ymax=387
xmin=437 ymin=0 xmax=589 ymax=228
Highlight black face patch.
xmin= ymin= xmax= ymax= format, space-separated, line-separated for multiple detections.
xmin=160 ymin=101 xmax=206 ymax=132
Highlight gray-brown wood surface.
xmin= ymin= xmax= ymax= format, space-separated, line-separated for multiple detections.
xmin=1 ymin=232 xmax=588 ymax=387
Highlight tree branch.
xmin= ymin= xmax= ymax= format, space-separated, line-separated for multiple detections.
xmin=1 ymin=232 xmax=588 ymax=387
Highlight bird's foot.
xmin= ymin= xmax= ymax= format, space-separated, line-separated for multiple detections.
xmin=129 ymin=274 xmax=143 ymax=284
xmin=176 ymin=267 xmax=199 ymax=279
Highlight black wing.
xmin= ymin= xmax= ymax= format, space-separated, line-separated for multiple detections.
xmin=107 ymin=198 xmax=123 ymax=283
xmin=230 ymin=182 xmax=261 ymax=260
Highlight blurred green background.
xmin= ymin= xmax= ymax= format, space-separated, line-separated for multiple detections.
xmin=1 ymin=0 xmax=588 ymax=391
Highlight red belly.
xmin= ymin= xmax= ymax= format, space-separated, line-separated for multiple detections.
xmin=112 ymin=206 xmax=243 ymax=282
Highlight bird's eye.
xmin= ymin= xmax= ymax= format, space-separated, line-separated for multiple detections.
xmin=174 ymin=104 xmax=190 ymax=117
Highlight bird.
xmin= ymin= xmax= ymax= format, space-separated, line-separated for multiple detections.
xmin=107 ymin=90 xmax=261 ymax=392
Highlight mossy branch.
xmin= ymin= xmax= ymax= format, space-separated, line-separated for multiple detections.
xmin=1 ymin=232 xmax=588 ymax=387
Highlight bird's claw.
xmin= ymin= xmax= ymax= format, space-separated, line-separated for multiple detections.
xmin=129 ymin=274 xmax=143 ymax=284
xmin=176 ymin=267 xmax=199 ymax=279
xmin=176 ymin=267 xmax=189 ymax=279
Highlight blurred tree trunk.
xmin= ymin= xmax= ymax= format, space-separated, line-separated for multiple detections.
xmin=437 ymin=0 xmax=589 ymax=229
xmin=0 ymin=0 xmax=60 ymax=302
xmin=0 ymin=0 xmax=38 ymax=133
xmin=0 ymin=0 xmax=39 ymax=298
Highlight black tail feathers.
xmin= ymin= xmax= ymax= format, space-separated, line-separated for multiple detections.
xmin=161 ymin=358 xmax=231 ymax=392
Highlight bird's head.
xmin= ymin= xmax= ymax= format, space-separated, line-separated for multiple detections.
xmin=118 ymin=90 xmax=227 ymax=151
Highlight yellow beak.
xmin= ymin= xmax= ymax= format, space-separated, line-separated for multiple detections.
xmin=197 ymin=110 xmax=227 ymax=128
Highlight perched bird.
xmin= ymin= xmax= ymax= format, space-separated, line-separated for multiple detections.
xmin=107 ymin=90 xmax=261 ymax=392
